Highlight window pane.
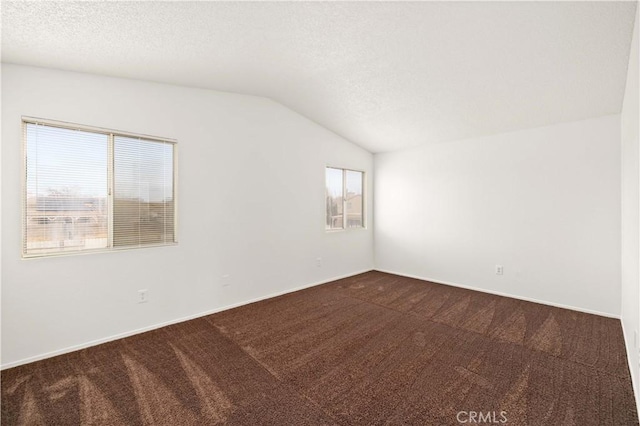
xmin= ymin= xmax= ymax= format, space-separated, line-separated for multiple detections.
xmin=24 ymin=123 xmax=108 ymax=255
xmin=113 ymin=136 xmax=175 ymax=247
xmin=345 ymin=170 xmax=364 ymax=228
xmin=326 ymin=167 xmax=343 ymax=229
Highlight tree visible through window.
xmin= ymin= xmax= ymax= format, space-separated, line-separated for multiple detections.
xmin=325 ymin=167 xmax=364 ymax=230
xmin=23 ymin=120 xmax=177 ymax=257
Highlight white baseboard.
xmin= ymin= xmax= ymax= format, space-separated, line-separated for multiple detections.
xmin=1 ymin=269 xmax=373 ymax=370
xmin=374 ymin=268 xmax=620 ymax=319
xmin=620 ymin=319 xmax=640 ymax=417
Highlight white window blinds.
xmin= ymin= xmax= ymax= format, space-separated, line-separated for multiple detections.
xmin=23 ymin=119 xmax=177 ymax=257
xmin=113 ymin=136 xmax=175 ymax=247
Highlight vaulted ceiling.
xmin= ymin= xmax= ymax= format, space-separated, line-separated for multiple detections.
xmin=2 ymin=1 xmax=637 ymax=153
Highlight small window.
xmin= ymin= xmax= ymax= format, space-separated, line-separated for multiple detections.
xmin=23 ymin=119 xmax=177 ymax=257
xmin=325 ymin=167 xmax=364 ymax=230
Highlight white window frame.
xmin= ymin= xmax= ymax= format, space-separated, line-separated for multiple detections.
xmin=22 ymin=117 xmax=178 ymax=258
xmin=325 ymin=166 xmax=365 ymax=231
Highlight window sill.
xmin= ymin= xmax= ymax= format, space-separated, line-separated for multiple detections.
xmin=22 ymin=242 xmax=178 ymax=260
xmin=325 ymin=227 xmax=367 ymax=233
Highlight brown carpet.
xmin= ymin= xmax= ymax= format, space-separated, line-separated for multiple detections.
xmin=2 ymin=271 xmax=638 ymax=425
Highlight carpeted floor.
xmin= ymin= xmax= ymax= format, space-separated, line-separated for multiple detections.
xmin=2 ymin=271 xmax=638 ymax=425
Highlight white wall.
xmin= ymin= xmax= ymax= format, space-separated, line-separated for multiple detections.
xmin=622 ymin=5 xmax=640 ymax=410
xmin=1 ymin=64 xmax=374 ymax=367
xmin=375 ymin=115 xmax=621 ymax=316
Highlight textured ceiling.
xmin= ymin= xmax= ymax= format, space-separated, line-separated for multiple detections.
xmin=2 ymin=1 xmax=637 ymax=153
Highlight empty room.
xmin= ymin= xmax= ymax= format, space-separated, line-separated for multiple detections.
xmin=1 ymin=1 xmax=640 ymax=425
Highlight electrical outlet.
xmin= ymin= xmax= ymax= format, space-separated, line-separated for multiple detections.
xmin=495 ymin=265 xmax=504 ymax=275
xmin=221 ymin=274 xmax=231 ymax=287
xmin=316 ymin=257 xmax=323 ymax=267
xmin=138 ymin=289 xmax=148 ymax=304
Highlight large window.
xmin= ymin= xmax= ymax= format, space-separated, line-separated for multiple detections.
xmin=326 ymin=167 xmax=364 ymax=230
xmin=23 ymin=119 xmax=177 ymax=257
